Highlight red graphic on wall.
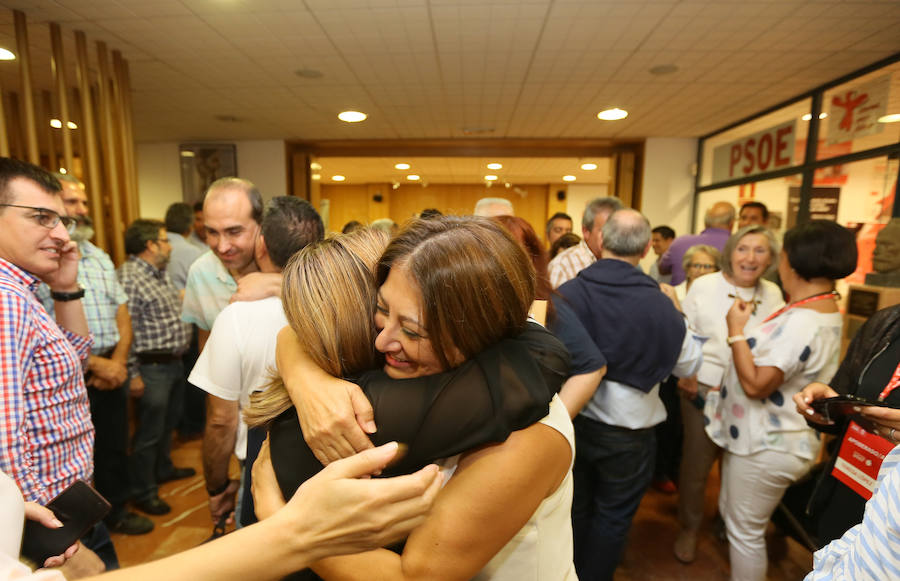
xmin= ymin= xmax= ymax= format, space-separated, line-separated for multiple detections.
xmin=832 ymin=91 xmax=868 ymax=131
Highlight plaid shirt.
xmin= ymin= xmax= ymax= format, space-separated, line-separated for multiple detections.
xmin=0 ymin=258 xmax=94 ymax=503
xmin=548 ymin=240 xmax=596 ymax=288
xmin=118 ymin=256 xmax=191 ymax=367
xmin=36 ymin=241 xmax=128 ymax=353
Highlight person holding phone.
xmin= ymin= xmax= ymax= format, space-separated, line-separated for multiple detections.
xmin=793 ymin=303 xmax=900 ymax=547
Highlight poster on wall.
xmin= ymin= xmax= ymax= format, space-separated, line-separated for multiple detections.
xmin=180 ymin=144 xmax=238 ymax=203
xmin=826 ymin=75 xmax=890 ymax=145
xmin=786 ymin=186 xmax=841 ymax=228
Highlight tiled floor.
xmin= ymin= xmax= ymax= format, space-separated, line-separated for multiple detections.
xmin=111 ymin=438 xmax=813 ymax=580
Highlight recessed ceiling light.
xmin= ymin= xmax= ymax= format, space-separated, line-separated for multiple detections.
xmin=649 ymin=64 xmax=678 ymax=76
xmin=310 ymin=162 xmax=322 ymax=170
xmin=311 ymin=174 xmax=321 ymax=180
xmin=66 ymin=121 xmax=78 ymax=129
xmin=802 ymin=112 xmax=828 ymax=121
xmin=819 ymin=112 xmax=828 ymax=119
xmin=563 ymin=175 xmax=577 ymax=182
xmin=878 ymin=113 xmax=900 ymax=123
xmin=487 ymin=163 xmax=503 ymax=170
xmin=395 ymin=163 xmax=411 ymax=170
xmin=597 ymin=108 xmax=628 ymax=121
xmin=406 ymin=174 xmax=420 ymax=181
xmin=59 ymin=167 xmax=67 ymax=174
xmin=0 ymin=48 xmax=15 ymax=60
xmin=180 ymin=150 xmax=195 ymax=158
xmin=332 ymin=175 xmax=346 ymax=182
xmin=484 ymin=175 xmax=498 ymax=181
xmin=580 ymin=163 xmax=598 ymax=171
xmin=338 ymin=111 xmax=367 ymax=123
xmin=294 ymin=68 xmax=323 ymax=79
xmin=50 ymin=119 xmax=62 ymax=129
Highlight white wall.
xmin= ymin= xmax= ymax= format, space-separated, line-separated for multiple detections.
xmin=566 ymin=184 xmax=609 ymax=226
xmin=639 ymin=137 xmax=698 ymax=273
xmin=136 ymin=140 xmax=287 ymax=219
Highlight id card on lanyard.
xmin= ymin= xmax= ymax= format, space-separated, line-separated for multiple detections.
xmin=831 ymin=421 xmax=895 ymax=500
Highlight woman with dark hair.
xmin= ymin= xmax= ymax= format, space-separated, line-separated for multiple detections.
xmin=705 ymin=220 xmax=858 ymax=581
xmin=549 ymin=232 xmax=581 ymax=260
xmin=253 ymin=218 xmax=578 ymax=580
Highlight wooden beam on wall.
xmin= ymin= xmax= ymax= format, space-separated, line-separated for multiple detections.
xmin=96 ymin=41 xmax=125 ymax=264
xmin=14 ymin=10 xmax=39 ymax=164
xmin=42 ymin=91 xmax=57 ymax=171
xmin=113 ymin=51 xmax=138 ymax=223
xmin=0 ymin=86 xmax=9 ymax=157
xmin=74 ymin=31 xmax=107 ymax=251
xmin=50 ymin=22 xmax=74 ymax=174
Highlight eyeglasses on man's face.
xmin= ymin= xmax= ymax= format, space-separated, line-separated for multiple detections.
xmin=0 ymin=203 xmax=77 ymax=234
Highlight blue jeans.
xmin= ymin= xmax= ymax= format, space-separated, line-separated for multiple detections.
xmin=571 ymin=415 xmax=656 ymax=581
xmin=130 ymin=360 xmax=183 ymax=502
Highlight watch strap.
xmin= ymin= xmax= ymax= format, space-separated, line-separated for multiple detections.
xmin=50 ymin=287 xmax=85 ymax=301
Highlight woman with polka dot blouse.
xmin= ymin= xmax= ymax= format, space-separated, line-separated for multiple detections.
xmin=705 ymin=220 xmax=858 ymax=581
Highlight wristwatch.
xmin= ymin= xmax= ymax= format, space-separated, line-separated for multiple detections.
xmin=726 ymin=334 xmax=746 ymax=346
xmin=50 ymin=285 xmax=85 ymax=302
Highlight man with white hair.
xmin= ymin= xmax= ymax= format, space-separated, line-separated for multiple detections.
xmin=473 ymin=197 xmax=513 ymax=217
xmin=548 ymin=197 xmax=624 ymax=288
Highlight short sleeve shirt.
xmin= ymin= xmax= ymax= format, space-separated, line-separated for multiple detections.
xmin=705 ymin=308 xmax=842 ymax=461
xmin=181 ymin=251 xmax=236 ymax=330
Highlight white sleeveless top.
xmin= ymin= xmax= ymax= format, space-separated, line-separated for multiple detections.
xmin=437 ymin=394 xmax=578 ymax=580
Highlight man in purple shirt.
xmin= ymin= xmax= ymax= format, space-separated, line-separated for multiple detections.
xmin=659 ymin=201 xmax=735 ymax=285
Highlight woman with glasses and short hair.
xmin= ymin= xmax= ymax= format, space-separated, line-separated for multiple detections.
xmin=672 ymin=244 xmax=722 ymax=301
xmin=672 ymin=226 xmax=784 ymax=564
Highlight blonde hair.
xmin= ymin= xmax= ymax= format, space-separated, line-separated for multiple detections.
xmin=244 ymin=228 xmax=389 ymax=427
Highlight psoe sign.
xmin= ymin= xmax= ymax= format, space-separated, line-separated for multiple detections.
xmin=712 ymin=120 xmax=796 ymax=182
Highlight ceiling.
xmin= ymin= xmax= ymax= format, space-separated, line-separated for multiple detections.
xmin=1 ymin=0 xmax=899 ymax=150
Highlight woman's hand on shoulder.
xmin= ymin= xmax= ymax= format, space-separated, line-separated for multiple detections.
xmin=793 ymin=381 xmax=838 ymax=425
xmin=276 ymin=326 xmax=376 ymax=465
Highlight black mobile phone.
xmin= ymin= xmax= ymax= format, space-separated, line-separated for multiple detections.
xmin=20 ymin=480 xmax=111 ymax=564
xmin=809 ymin=394 xmax=891 ymax=422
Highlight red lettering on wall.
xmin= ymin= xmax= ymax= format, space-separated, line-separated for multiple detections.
xmin=775 ymin=126 xmax=792 ymax=167
xmin=742 ymin=138 xmax=756 ymax=175
xmin=757 ymin=133 xmax=773 ymax=171
xmin=730 ymin=145 xmax=742 ymax=177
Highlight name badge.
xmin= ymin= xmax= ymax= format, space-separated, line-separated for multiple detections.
xmin=831 ymin=420 xmax=895 ymax=500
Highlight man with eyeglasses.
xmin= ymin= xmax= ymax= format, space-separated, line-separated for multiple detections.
xmin=118 ymin=219 xmax=193 ymax=517
xmin=34 ymin=175 xmax=154 ymax=544
xmin=0 ymin=157 xmax=105 ymax=573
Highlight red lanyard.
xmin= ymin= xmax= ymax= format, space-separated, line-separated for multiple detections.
xmin=762 ymin=291 xmax=839 ymax=324
xmin=877 ymin=360 xmax=900 ymax=402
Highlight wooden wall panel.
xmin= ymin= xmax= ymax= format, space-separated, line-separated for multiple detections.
xmin=321 ymin=183 xmax=550 ymax=236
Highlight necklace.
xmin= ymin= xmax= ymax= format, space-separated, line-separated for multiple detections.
xmin=728 ymin=282 xmax=761 ymax=315
xmin=762 ymin=290 xmax=840 ymax=323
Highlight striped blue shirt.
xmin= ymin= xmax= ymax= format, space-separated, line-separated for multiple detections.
xmin=36 ymin=241 xmax=128 ymax=353
xmin=806 ymin=445 xmax=900 ymax=580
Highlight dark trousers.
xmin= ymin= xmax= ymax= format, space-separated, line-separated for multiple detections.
xmin=81 ymin=522 xmax=118 ymax=570
xmin=654 ymin=376 xmax=682 ymax=482
xmin=179 ymin=327 xmax=206 ymax=436
xmin=572 ymin=415 xmax=656 ymax=581
xmin=87 ymin=380 xmax=131 ymax=519
xmin=239 ymin=425 xmax=267 ymax=527
xmin=130 ymin=360 xmax=184 ymax=502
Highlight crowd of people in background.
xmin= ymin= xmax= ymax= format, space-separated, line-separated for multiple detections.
xmin=4 ymin=154 xmax=900 ymax=581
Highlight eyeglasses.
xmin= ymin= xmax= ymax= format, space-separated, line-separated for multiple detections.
xmin=689 ymin=263 xmax=716 ymax=270
xmin=0 ymin=203 xmax=77 ymax=233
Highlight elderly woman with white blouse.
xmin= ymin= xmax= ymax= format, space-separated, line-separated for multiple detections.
xmin=673 ymin=226 xmax=784 ymax=564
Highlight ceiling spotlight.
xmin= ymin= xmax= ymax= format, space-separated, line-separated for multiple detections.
xmin=331 ymin=175 xmax=346 ymax=182
xmin=504 ymin=182 xmax=511 ymax=188
xmin=50 ymin=119 xmax=63 ymax=129
xmin=59 ymin=168 xmax=67 ymax=174
xmin=487 ymin=163 xmax=503 ymax=170
xmin=819 ymin=112 xmax=828 ymax=119
xmin=310 ymin=162 xmax=322 ymax=170
xmin=338 ymin=111 xmax=367 ymax=123
xmin=580 ymin=163 xmax=598 ymax=171
xmin=311 ymin=174 xmax=321 ymax=181
xmin=406 ymin=174 xmax=420 ymax=181
xmin=563 ymin=175 xmax=577 ymax=182
xmin=802 ymin=112 xmax=829 ymax=121
xmin=394 ymin=163 xmax=411 ymax=170
xmin=66 ymin=121 xmax=78 ymax=129
xmin=0 ymin=47 xmax=15 ymax=60
xmin=391 ymin=181 xmax=400 ymax=190
xmin=484 ymin=175 xmax=498 ymax=181
xmin=878 ymin=113 xmax=900 ymax=123
xmin=597 ymin=108 xmax=628 ymax=121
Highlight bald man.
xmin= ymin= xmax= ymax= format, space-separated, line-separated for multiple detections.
xmin=658 ymin=201 xmax=735 ymax=285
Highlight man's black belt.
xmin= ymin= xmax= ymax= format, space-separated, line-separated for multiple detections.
xmin=136 ymin=351 xmax=181 ymax=364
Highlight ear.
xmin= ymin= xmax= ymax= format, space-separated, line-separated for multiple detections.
xmin=255 ymin=233 xmax=269 ymax=262
xmin=640 ymin=239 xmax=651 ymax=259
